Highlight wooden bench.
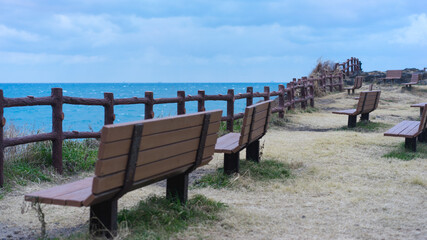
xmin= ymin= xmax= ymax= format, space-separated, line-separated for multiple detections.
xmin=332 ymin=91 xmax=381 ymax=128
xmin=401 ymin=73 xmax=421 ymax=88
xmin=384 ymin=104 xmax=427 ymax=151
xmin=25 ymin=110 xmax=222 ymax=237
xmin=411 ymin=102 xmax=427 ymax=117
xmin=215 ymin=100 xmax=273 ymax=174
xmin=380 ymin=70 xmax=402 ymax=84
xmin=344 ymin=76 xmax=363 ymax=94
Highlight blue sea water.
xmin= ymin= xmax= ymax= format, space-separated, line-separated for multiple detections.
xmin=0 ymin=83 xmax=285 ymax=132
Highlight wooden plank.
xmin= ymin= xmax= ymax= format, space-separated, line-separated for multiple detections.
xmin=384 ymin=121 xmax=420 ymax=137
xmin=101 ymin=110 xmax=221 ymax=143
xmin=332 ymin=109 xmax=357 ymax=115
xmin=24 ymin=177 xmax=93 ymax=205
xmin=93 ymin=154 xmax=214 ymax=194
xmin=96 ymin=134 xmax=217 ymax=176
xmin=215 ymin=133 xmax=240 ymax=150
xmin=51 ymin=187 xmax=92 ymax=207
xmin=98 ymin=121 xmax=220 ymax=159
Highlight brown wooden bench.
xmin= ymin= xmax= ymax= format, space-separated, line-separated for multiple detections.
xmin=332 ymin=91 xmax=381 ymax=128
xmin=380 ymin=70 xmax=402 ymax=84
xmin=411 ymin=102 xmax=427 ymax=117
xmin=344 ymin=76 xmax=363 ymax=94
xmin=401 ymin=73 xmax=421 ymax=88
xmin=384 ymin=104 xmax=427 ymax=151
xmin=25 ymin=110 xmax=222 ymax=237
xmin=215 ymin=100 xmax=273 ymax=174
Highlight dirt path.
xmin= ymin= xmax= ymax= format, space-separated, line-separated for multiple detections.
xmin=1 ymin=85 xmax=426 ymax=239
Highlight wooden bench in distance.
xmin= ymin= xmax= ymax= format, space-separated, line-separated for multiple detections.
xmin=384 ymin=104 xmax=427 ymax=151
xmin=215 ymin=100 xmax=273 ymax=174
xmin=25 ymin=110 xmax=222 ymax=237
xmin=402 ymin=73 xmax=421 ymax=88
xmin=344 ymin=76 xmax=363 ymax=94
xmin=380 ymin=70 xmax=402 ymax=84
xmin=332 ymin=91 xmax=381 ymax=128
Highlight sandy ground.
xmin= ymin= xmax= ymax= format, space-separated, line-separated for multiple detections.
xmin=0 ymin=84 xmax=426 ymax=239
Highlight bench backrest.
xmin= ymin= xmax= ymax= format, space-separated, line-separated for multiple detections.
xmin=418 ymin=104 xmax=427 ymax=133
xmin=410 ymin=73 xmax=420 ymax=83
xmin=386 ymin=70 xmax=402 ymax=78
xmin=238 ymin=100 xmax=273 ymax=146
xmin=356 ymin=91 xmax=381 ymax=114
xmin=354 ymin=76 xmax=363 ymax=89
xmin=91 ymin=110 xmax=222 ymax=198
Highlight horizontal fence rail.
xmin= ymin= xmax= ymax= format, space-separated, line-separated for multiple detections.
xmin=0 ymin=57 xmax=360 ymax=186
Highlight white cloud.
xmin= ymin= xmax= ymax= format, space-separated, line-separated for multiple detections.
xmin=0 ymin=24 xmax=39 ymax=41
xmin=391 ymin=13 xmax=427 ymax=45
xmin=0 ymin=52 xmax=105 ymax=64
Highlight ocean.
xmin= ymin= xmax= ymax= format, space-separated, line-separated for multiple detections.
xmin=0 ymin=83 xmax=285 ymax=132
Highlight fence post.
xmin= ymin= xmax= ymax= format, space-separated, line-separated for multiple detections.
xmin=226 ymin=89 xmax=234 ymax=132
xmin=309 ymin=80 xmax=315 ymax=107
xmin=104 ymin=93 xmax=115 ymax=125
xmin=264 ymin=86 xmax=270 ymax=101
xmin=286 ymin=82 xmax=294 ymax=110
xmin=177 ymin=91 xmax=186 ymax=115
xmin=0 ymin=90 xmax=4 ymax=187
xmin=346 ymin=59 xmax=350 ymax=76
xmin=351 ymin=57 xmax=354 ymax=74
xmin=198 ymin=90 xmax=205 ymax=112
xmin=338 ymin=75 xmax=343 ymax=92
xmin=246 ymin=87 xmax=253 ymax=106
xmin=145 ymin=91 xmax=154 ymax=119
xmin=278 ymin=84 xmax=285 ymax=118
xmin=51 ymin=88 xmax=63 ymax=174
xmin=301 ymin=80 xmax=306 ymax=109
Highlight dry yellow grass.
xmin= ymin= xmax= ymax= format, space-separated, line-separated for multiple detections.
xmin=0 ymin=84 xmax=426 ymax=239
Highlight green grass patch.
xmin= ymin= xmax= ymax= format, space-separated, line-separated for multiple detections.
xmin=193 ymin=159 xmax=293 ymax=189
xmin=382 ymin=142 xmax=427 ymax=161
xmin=218 ymin=118 xmax=243 ymax=136
xmin=117 ymin=194 xmax=227 ymax=240
xmin=339 ymin=121 xmax=392 ymax=132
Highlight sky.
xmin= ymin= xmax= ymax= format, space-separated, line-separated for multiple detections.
xmin=0 ymin=0 xmax=426 ymax=83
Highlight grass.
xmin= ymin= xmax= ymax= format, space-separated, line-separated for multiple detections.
xmin=382 ymin=142 xmax=427 ymax=161
xmin=1 ymin=138 xmax=98 ymax=197
xmin=338 ymin=120 xmax=392 ymax=132
xmin=193 ymin=159 xmax=293 ymax=189
xmin=218 ymin=118 xmax=243 ymax=136
xmin=116 ymin=194 xmax=227 ymax=240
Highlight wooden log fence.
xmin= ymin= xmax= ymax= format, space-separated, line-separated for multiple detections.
xmin=0 ymin=58 xmax=361 ymax=186
xmin=336 ymin=57 xmax=362 ymax=76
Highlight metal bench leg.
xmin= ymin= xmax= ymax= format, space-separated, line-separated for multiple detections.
xmin=166 ymin=172 xmax=189 ymax=204
xmin=405 ymin=138 xmax=417 ymax=152
xmin=246 ymin=140 xmax=260 ymax=163
xmin=90 ymin=199 xmax=118 ymax=238
xmin=348 ymin=115 xmax=357 ymax=128
xmin=224 ymin=152 xmax=240 ymax=175
xmin=361 ymin=113 xmax=369 ymax=121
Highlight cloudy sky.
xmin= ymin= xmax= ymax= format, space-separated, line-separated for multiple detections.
xmin=0 ymin=0 xmax=426 ymax=83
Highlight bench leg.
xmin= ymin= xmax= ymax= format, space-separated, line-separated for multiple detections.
xmin=360 ymin=113 xmax=369 ymax=121
xmin=418 ymin=130 xmax=426 ymax=143
xmin=352 ymin=89 xmax=355 ymax=95
xmin=405 ymin=138 xmax=417 ymax=152
xmin=166 ymin=172 xmax=189 ymax=204
xmin=90 ymin=199 xmax=118 ymax=238
xmin=347 ymin=89 xmax=350 ymax=94
xmin=224 ymin=152 xmax=240 ymax=175
xmin=246 ymin=140 xmax=260 ymax=163
xmin=348 ymin=115 xmax=357 ymax=128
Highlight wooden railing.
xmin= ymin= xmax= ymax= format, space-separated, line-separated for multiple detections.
xmin=336 ymin=57 xmax=362 ymax=76
xmin=0 ymin=58 xmax=359 ymax=186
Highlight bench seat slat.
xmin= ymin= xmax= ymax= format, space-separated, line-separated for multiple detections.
xmin=215 ymin=133 xmax=241 ymax=153
xmin=52 ymin=187 xmax=92 ymax=207
xmin=332 ymin=109 xmax=357 ymax=115
xmin=25 ymin=177 xmax=93 ymax=206
xmin=384 ymin=121 xmax=420 ymax=137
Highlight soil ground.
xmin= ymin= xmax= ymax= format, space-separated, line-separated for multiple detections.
xmin=0 ymin=84 xmax=426 ymax=239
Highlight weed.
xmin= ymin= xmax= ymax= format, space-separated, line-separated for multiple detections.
xmin=117 ymin=194 xmax=227 ymax=240
xmin=194 ymin=159 xmax=293 ymax=189
xmin=218 ymin=118 xmax=243 ymax=136
xmin=382 ymin=142 xmax=427 ymax=160
xmin=338 ymin=121 xmax=392 ymax=132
